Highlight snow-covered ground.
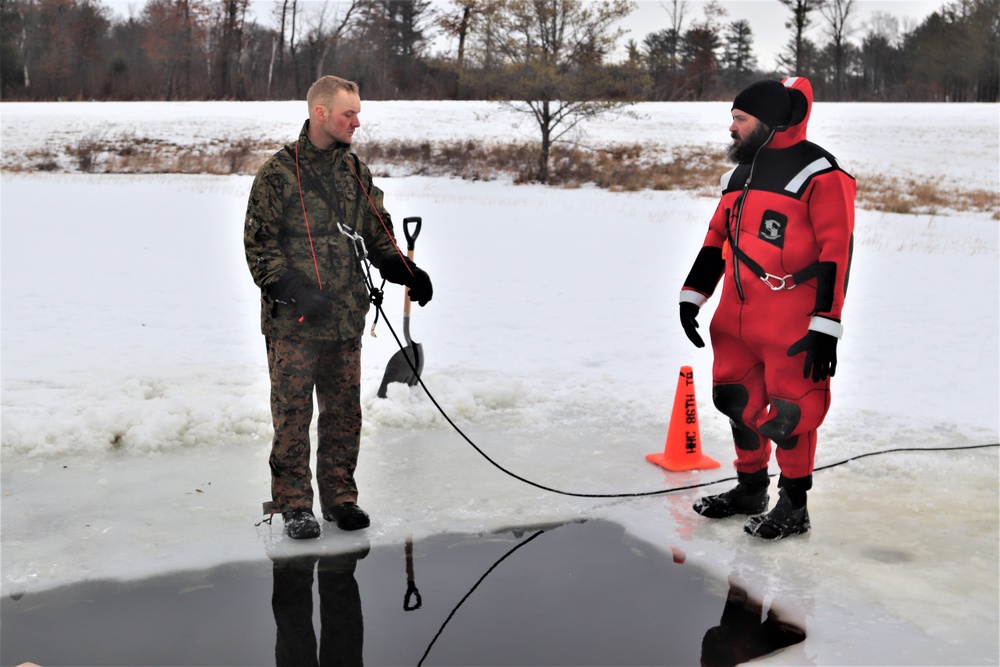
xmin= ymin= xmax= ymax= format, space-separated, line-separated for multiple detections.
xmin=1 ymin=100 xmax=998 ymax=665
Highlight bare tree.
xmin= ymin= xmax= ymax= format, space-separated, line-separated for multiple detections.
xmin=459 ymin=0 xmax=507 ymax=97
xmin=267 ymin=0 xmax=292 ymax=97
xmin=859 ymin=11 xmax=899 ymax=99
xmin=142 ymin=0 xmax=212 ymax=99
xmin=483 ymin=0 xmax=638 ymax=183
xmin=312 ymin=0 xmax=363 ymax=81
xmin=16 ymin=2 xmax=32 ymax=91
xmin=437 ymin=0 xmax=477 ymax=97
xmin=660 ymin=0 xmax=688 ymax=80
xmin=819 ymin=0 xmax=855 ymax=99
xmin=215 ymin=0 xmax=250 ymax=98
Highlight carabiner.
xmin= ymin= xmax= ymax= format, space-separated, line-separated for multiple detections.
xmin=337 ymin=222 xmax=368 ymax=262
xmin=761 ymin=273 xmax=796 ymax=291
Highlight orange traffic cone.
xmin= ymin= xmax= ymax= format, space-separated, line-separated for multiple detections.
xmin=646 ymin=366 xmax=720 ymax=472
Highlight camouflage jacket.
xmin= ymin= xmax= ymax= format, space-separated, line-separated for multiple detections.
xmin=245 ymin=121 xmax=400 ymax=340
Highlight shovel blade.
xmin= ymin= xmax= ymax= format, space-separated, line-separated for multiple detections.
xmin=377 ymin=342 xmax=424 ymax=398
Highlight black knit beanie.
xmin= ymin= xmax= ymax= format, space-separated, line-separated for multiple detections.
xmin=732 ymin=80 xmax=792 ymax=129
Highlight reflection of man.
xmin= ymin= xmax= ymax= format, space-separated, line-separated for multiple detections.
xmin=700 ymin=578 xmax=805 ymax=667
xmin=680 ymin=78 xmax=856 ymax=539
xmin=271 ymin=547 xmax=368 ymax=666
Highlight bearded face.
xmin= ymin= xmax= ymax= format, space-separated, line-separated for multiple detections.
xmin=727 ymin=121 xmax=773 ymax=164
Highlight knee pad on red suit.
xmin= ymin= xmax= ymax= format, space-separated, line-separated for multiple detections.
xmin=713 ymin=384 xmax=763 ymax=451
xmin=758 ymin=391 xmax=829 ymax=450
xmin=757 ymin=388 xmax=830 ymax=449
xmin=713 ymin=383 xmax=750 ymax=421
xmin=730 ymin=420 xmax=763 ymax=451
xmin=758 ymin=398 xmax=801 ymax=449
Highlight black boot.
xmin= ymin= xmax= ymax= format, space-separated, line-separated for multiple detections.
xmin=693 ymin=469 xmax=770 ymax=519
xmin=323 ymin=502 xmax=371 ymax=531
xmin=744 ymin=475 xmax=811 ymax=540
xmin=283 ymin=508 xmax=321 ymax=539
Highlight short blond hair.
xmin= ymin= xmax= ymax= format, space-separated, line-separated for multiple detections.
xmin=307 ymin=76 xmax=360 ymax=113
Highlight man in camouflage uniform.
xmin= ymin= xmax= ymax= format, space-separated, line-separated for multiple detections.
xmin=245 ymin=75 xmax=433 ymax=539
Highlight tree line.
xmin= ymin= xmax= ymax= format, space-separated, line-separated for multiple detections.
xmin=1 ymin=0 xmax=997 ymax=103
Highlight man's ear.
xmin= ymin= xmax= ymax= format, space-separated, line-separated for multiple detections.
xmin=313 ymin=105 xmax=327 ymax=123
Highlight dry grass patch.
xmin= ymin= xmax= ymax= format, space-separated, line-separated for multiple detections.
xmin=362 ymin=140 xmax=728 ymax=195
xmin=20 ymin=148 xmax=61 ymax=172
xmin=361 ymin=139 xmax=540 ymax=182
xmin=4 ymin=131 xmax=274 ymax=176
xmin=858 ymin=172 xmax=998 ymax=218
xmin=3 ymin=133 xmax=995 ymax=218
xmin=545 ymin=143 xmax=726 ymax=193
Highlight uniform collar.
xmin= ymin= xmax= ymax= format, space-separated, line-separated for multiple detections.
xmin=298 ymin=120 xmax=351 ymax=161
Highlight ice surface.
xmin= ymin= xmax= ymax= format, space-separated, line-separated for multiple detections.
xmin=1 ymin=100 xmax=998 ymax=664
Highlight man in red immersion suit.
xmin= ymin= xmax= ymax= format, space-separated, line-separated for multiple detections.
xmin=680 ymin=77 xmax=856 ymax=540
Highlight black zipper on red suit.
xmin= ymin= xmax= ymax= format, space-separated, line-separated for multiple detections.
xmin=731 ymin=129 xmax=776 ymax=303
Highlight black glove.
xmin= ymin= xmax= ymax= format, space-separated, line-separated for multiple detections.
xmin=680 ymin=302 xmax=705 ymax=348
xmin=267 ymin=270 xmax=333 ymax=324
xmin=787 ymin=330 xmax=838 ymax=382
xmin=380 ymin=255 xmax=433 ymax=306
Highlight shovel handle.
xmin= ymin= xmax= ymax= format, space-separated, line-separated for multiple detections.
xmin=400 ymin=217 xmax=421 ymax=322
xmin=403 ymin=216 xmax=421 ymax=252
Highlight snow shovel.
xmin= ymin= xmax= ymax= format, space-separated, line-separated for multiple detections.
xmin=377 ymin=216 xmax=424 ymax=398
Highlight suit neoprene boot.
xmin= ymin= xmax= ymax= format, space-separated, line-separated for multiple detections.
xmin=693 ymin=469 xmax=770 ymax=519
xmin=744 ymin=474 xmax=811 ymax=540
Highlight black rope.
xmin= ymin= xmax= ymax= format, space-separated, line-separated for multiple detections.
xmin=369 ymin=293 xmax=999 ymax=499
xmin=417 ymin=529 xmax=545 ymax=667
xmin=811 ymin=443 xmax=1000 ymax=471
xmin=360 ymin=277 xmax=999 ymax=663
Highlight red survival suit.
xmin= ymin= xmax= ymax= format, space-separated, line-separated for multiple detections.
xmin=681 ymin=77 xmax=856 ymax=480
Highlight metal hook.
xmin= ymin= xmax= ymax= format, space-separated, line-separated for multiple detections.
xmin=337 ymin=222 xmax=368 ymax=261
xmin=761 ymin=273 xmax=796 ymax=291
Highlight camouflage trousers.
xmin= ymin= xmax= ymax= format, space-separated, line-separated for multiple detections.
xmin=266 ymin=336 xmax=362 ymax=515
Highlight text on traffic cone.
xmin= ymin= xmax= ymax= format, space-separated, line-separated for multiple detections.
xmin=646 ymin=365 xmax=720 ymax=472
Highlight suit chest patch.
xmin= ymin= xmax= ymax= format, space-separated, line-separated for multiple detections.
xmin=758 ymin=210 xmax=788 ymax=248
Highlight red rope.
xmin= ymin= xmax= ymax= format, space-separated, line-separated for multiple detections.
xmin=294 ymin=143 xmax=325 ymax=290
xmin=295 ymin=141 xmax=413 ymax=288
xmin=345 ymin=155 xmax=413 ymax=278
